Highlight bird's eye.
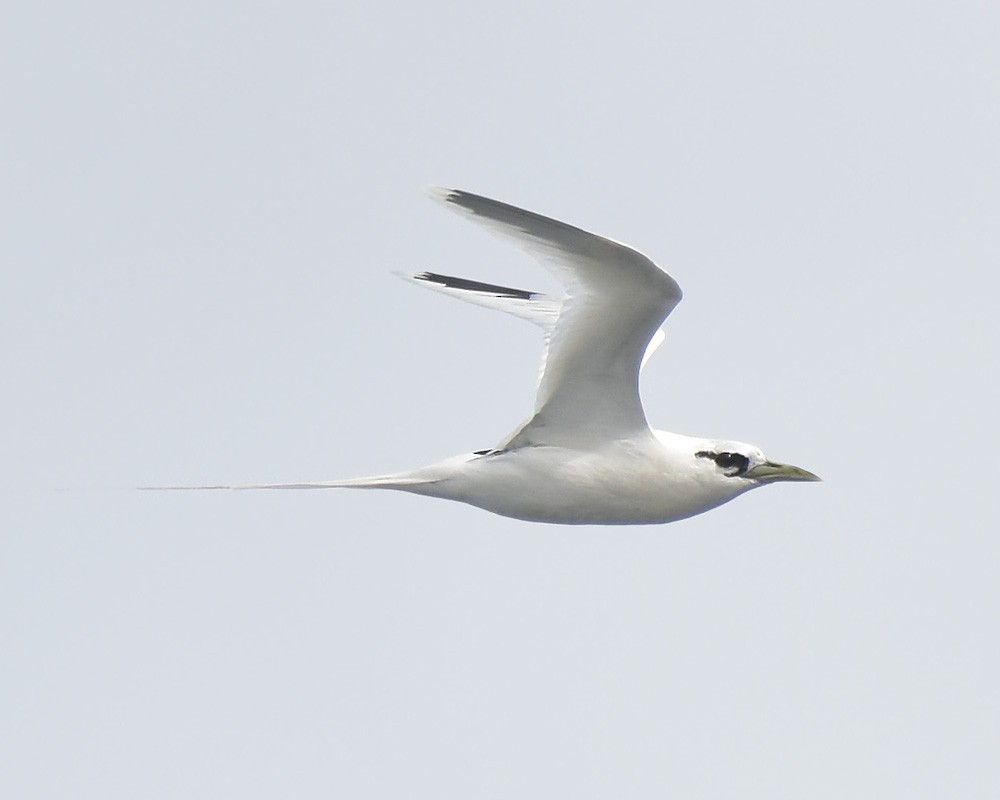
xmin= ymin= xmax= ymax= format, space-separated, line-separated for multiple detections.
xmin=715 ymin=452 xmax=745 ymax=470
xmin=696 ymin=450 xmax=750 ymax=476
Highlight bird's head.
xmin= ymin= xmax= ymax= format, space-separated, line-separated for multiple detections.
xmin=692 ymin=441 xmax=821 ymax=486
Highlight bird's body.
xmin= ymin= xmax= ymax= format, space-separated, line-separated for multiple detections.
xmin=186 ymin=188 xmax=819 ymax=524
xmin=334 ymin=431 xmax=762 ymax=525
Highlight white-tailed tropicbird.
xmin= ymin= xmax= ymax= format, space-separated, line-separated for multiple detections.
xmin=170 ymin=189 xmax=819 ymax=524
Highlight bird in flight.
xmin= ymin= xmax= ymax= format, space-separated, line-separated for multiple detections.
xmin=172 ymin=189 xmax=819 ymax=524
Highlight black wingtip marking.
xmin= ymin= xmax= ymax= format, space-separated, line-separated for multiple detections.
xmin=414 ymin=271 xmax=537 ymax=300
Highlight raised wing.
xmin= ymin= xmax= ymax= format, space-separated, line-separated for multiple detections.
xmin=432 ymin=189 xmax=682 ymax=448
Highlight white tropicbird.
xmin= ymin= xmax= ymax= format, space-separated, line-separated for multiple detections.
xmin=173 ymin=189 xmax=819 ymax=524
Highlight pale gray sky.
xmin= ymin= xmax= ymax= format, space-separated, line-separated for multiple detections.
xmin=2 ymin=1 xmax=999 ymax=797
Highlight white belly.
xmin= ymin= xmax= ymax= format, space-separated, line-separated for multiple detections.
xmin=403 ymin=444 xmax=750 ymax=525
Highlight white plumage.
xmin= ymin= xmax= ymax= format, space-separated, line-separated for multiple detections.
xmin=169 ymin=189 xmax=819 ymax=524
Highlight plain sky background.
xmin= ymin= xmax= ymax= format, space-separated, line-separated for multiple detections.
xmin=2 ymin=1 xmax=998 ymax=797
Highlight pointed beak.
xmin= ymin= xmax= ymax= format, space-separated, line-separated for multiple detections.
xmin=744 ymin=461 xmax=822 ymax=483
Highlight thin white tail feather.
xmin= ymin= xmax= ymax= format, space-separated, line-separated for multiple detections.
xmin=139 ymin=474 xmax=440 ymax=491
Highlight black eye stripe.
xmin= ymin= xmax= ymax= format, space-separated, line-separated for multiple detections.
xmin=695 ymin=450 xmax=750 ymax=475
